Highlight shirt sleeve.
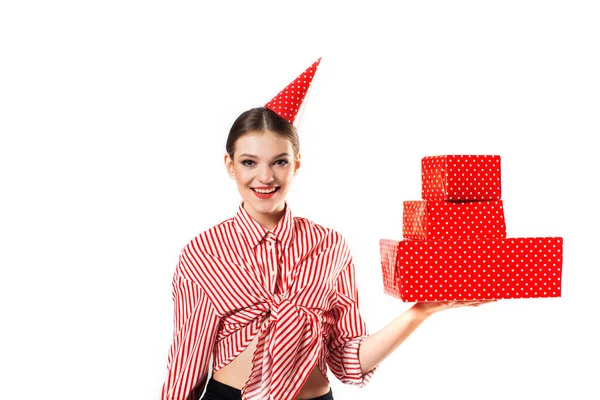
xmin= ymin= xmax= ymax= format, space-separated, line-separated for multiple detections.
xmin=161 ymin=259 xmax=220 ymax=400
xmin=326 ymin=257 xmax=378 ymax=386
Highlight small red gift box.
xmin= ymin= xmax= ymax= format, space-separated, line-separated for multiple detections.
xmin=380 ymin=237 xmax=563 ymax=302
xmin=421 ymin=155 xmax=502 ymax=201
xmin=403 ymin=200 xmax=507 ymax=240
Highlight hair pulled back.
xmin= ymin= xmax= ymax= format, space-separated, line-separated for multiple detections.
xmin=226 ymin=107 xmax=300 ymax=159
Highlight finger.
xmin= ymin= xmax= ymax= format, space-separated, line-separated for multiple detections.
xmin=457 ymin=300 xmax=487 ymax=307
xmin=457 ymin=299 xmax=495 ymax=304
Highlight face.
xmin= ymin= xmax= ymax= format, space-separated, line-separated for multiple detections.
xmin=224 ymin=130 xmax=300 ymax=226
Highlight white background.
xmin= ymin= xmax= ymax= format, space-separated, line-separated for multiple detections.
xmin=1 ymin=1 xmax=599 ymax=399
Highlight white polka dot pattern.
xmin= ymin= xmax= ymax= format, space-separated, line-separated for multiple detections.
xmin=421 ymin=155 xmax=501 ymax=201
xmin=265 ymin=58 xmax=321 ymax=126
xmin=379 ymin=237 xmax=563 ymax=301
xmin=402 ymin=200 xmax=507 ymax=240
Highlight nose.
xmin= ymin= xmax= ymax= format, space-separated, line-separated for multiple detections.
xmin=257 ymin=165 xmax=275 ymax=184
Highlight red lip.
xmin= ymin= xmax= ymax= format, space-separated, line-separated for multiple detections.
xmin=251 ymin=187 xmax=279 ymax=199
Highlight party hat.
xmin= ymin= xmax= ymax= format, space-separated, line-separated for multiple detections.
xmin=265 ymin=57 xmax=322 ymax=127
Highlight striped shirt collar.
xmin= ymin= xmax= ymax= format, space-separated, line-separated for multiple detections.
xmin=234 ymin=201 xmax=295 ymax=250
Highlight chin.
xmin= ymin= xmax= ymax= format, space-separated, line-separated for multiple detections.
xmin=247 ymin=197 xmax=285 ymax=214
xmin=256 ymin=202 xmax=284 ymax=214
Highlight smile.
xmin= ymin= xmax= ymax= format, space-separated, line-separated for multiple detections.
xmin=252 ymin=187 xmax=278 ymax=194
xmin=251 ymin=187 xmax=280 ymax=198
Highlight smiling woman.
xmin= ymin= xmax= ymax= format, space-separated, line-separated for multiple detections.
xmin=160 ymin=58 xmax=489 ymax=400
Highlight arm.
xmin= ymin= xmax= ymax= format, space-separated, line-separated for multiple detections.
xmin=327 ymin=237 xmax=491 ymax=381
xmin=359 ymin=301 xmax=492 ymax=373
xmin=358 ymin=304 xmax=429 ymax=373
xmin=161 ymin=258 xmax=220 ymax=400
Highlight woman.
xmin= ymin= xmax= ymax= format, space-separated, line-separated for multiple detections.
xmin=161 ymin=59 xmax=488 ymax=400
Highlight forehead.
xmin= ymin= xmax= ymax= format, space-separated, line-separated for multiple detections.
xmin=234 ymin=131 xmax=293 ymax=157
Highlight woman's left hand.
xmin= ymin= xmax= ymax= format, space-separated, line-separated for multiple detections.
xmin=411 ymin=299 xmax=496 ymax=318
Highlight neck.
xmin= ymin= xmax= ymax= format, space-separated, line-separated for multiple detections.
xmin=243 ymin=202 xmax=286 ymax=231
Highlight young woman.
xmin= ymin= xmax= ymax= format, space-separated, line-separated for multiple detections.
xmin=161 ymin=60 xmax=489 ymax=400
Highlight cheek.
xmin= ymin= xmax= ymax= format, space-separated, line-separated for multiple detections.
xmin=233 ymin=168 xmax=252 ymax=187
xmin=280 ymin=165 xmax=295 ymax=178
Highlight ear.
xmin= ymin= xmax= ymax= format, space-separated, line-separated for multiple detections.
xmin=293 ymin=153 xmax=301 ymax=176
xmin=224 ymin=153 xmax=235 ymax=179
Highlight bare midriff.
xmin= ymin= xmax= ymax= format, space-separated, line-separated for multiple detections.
xmin=212 ymin=333 xmax=330 ymax=400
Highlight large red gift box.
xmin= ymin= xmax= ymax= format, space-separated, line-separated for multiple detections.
xmin=403 ymin=200 xmax=507 ymax=240
xmin=380 ymin=237 xmax=563 ymax=302
xmin=422 ymin=155 xmax=501 ymax=201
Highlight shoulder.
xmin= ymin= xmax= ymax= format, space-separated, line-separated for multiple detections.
xmin=176 ymin=217 xmax=236 ymax=281
xmin=293 ymin=215 xmax=350 ymax=256
xmin=294 ymin=215 xmax=343 ymax=238
xmin=187 ymin=217 xmax=235 ymax=250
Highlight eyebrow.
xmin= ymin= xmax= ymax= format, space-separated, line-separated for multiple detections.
xmin=238 ymin=152 xmax=291 ymax=159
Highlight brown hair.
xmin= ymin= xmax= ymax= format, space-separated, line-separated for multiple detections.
xmin=226 ymin=107 xmax=300 ymax=159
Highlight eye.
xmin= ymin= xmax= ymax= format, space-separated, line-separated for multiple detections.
xmin=274 ymin=159 xmax=289 ymax=166
xmin=241 ymin=160 xmax=255 ymax=167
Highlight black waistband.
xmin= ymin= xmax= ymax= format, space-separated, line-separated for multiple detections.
xmin=204 ymin=378 xmax=241 ymax=399
xmin=203 ymin=378 xmax=334 ymax=400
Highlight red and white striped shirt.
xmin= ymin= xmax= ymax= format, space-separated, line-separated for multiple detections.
xmin=161 ymin=202 xmax=377 ymax=400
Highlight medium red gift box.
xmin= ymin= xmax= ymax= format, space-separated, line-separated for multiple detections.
xmin=403 ymin=200 xmax=507 ymax=240
xmin=380 ymin=237 xmax=563 ymax=302
xmin=422 ymin=155 xmax=501 ymax=201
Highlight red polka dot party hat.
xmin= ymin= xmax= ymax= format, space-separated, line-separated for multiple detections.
xmin=265 ymin=57 xmax=321 ymax=127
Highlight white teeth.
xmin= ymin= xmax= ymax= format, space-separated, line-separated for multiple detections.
xmin=254 ymin=187 xmax=277 ymax=194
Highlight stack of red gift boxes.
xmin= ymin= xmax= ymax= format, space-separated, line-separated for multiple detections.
xmin=380 ymin=155 xmax=563 ymax=302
